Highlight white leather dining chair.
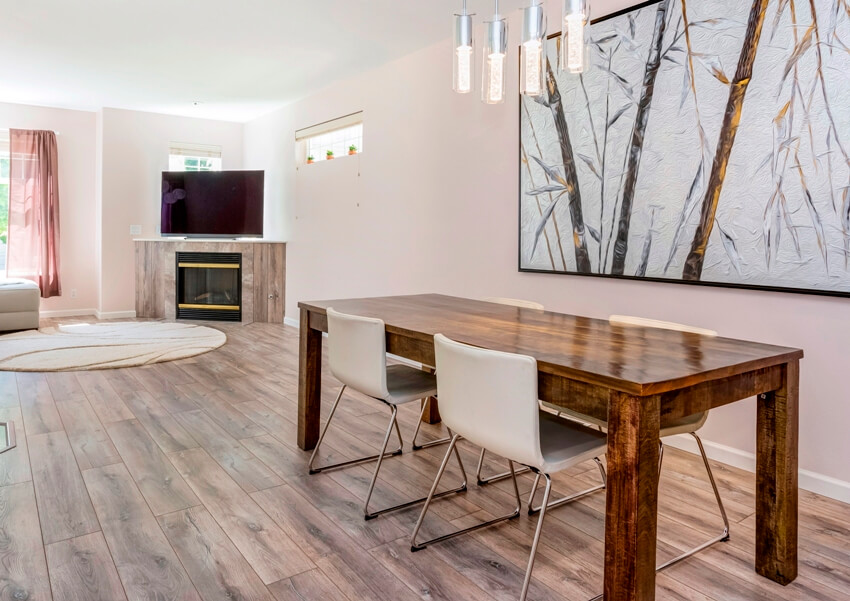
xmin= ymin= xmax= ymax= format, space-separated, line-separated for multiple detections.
xmin=541 ymin=314 xmax=730 ymax=572
xmin=475 ymin=297 xmax=545 ymax=485
xmin=308 ymin=308 xmax=466 ymax=519
xmin=410 ymin=333 xmax=608 ymax=601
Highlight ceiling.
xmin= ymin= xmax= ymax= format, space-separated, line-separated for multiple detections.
xmin=0 ymin=0 xmax=528 ymax=123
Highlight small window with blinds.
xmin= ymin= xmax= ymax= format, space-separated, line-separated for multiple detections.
xmin=168 ymin=142 xmax=223 ymax=172
xmin=296 ymin=112 xmax=363 ymax=164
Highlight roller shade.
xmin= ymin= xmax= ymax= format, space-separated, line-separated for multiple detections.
xmin=168 ymin=142 xmax=222 ymax=158
xmin=295 ymin=112 xmax=363 ymax=141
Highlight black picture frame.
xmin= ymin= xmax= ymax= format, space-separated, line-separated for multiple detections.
xmin=517 ymin=0 xmax=850 ymax=300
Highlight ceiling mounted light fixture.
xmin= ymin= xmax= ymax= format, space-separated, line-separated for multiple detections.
xmin=453 ymin=0 xmax=474 ymax=94
xmin=520 ymin=0 xmax=547 ymax=96
xmin=561 ymin=0 xmax=591 ymax=74
xmin=482 ymin=0 xmax=508 ymax=104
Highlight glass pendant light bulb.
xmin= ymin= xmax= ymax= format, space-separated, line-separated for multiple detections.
xmin=482 ymin=1 xmax=508 ymax=104
xmin=521 ymin=1 xmax=547 ymax=96
xmin=561 ymin=0 xmax=591 ymax=74
xmin=453 ymin=1 xmax=474 ymax=93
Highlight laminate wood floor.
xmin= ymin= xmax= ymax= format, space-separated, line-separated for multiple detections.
xmin=1 ymin=318 xmax=848 ymax=601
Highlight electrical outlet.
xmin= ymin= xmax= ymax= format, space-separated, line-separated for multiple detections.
xmin=70 ymin=289 xmax=77 ymax=298
xmin=129 ymin=224 xmax=142 ymax=236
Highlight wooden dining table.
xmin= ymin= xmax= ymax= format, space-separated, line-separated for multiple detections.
xmin=296 ymin=294 xmax=803 ymax=600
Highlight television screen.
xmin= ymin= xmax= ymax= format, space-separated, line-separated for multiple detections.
xmin=161 ymin=170 xmax=264 ymax=238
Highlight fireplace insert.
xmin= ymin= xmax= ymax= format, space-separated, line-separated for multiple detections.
xmin=175 ymin=252 xmax=242 ymax=321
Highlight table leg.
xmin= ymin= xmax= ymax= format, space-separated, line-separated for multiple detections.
xmin=419 ymin=366 xmax=441 ymax=424
xmin=756 ymin=359 xmax=799 ymax=584
xmin=298 ymin=307 xmax=323 ymax=450
xmin=604 ymin=391 xmax=660 ymax=601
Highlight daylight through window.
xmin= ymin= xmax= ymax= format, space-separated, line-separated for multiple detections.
xmin=296 ymin=112 xmax=363 ymax=163
xmin=168 ymin=142 xmax=222 ymax=172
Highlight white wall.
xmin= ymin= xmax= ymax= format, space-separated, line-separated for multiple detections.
xmin=0 ymin=102 xmax=98 ymax=315
xmin=99 ymin=108 xmax=244 ymax=314
xmin=243 ymin=0 xmax=850 ymax=499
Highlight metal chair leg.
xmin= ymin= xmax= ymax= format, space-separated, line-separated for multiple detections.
xmin=476 ymin=447 xmax=530 ymax=485
xmin=656 ymin=433 xmax=730 ymax=571
xmin=411 ymin=441 xmax=522 ymax=552
xmin=520 ymin=473 xmax=553 ymax=601
xmin=364 ymin=408 xmax=467 ymax=520
xmin=411 ymin=398 xmax=452 ymax=451
xmin=527 ymin=457 xmax=607 ymax=515
xmin=308 ymin=385 xmax=402 ymax=475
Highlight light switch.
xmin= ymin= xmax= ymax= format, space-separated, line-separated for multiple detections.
xmin=130 ymin=225 xmax=142 ymax=235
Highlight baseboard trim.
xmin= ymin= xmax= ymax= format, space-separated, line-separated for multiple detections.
xmin=664 ymin=434 xmax=850 ymax=504
xmin=40 ymin=308 xmax=98 ymax=318
xmin=281 ymin=310 xmax=850 ymax=503
xmin=95 ymin=310 xmax=137 ymax=320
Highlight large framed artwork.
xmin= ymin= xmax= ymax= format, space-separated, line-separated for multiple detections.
xmin=519 ymin=0 xmax=850 ymax=296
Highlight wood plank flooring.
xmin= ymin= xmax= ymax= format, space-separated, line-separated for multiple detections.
xmin=1 ymin=318 xmax=848 ymax=601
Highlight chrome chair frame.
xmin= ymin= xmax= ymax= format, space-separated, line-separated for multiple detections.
xmin=527 ymin=457 xmax=607 ymax=514
xmin=411 ymin=436 xmax=587 ymax=601
xmin=411 ymin=434 xmax=522 ymax=551
xmin=475 ymin=447 xmax=530 ymax=485
xmin=656 ymin=432 xmax=730 ymax=570
xmin=308 ymin=384 xmax=467 ymax=520
xmin=411 ymin=399 xmax=452 ymax=450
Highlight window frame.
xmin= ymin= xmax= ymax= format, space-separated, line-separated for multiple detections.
xmin=296 ymin=113 xmax=364 ymax=165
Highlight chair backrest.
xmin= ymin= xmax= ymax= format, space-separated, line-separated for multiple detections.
xmin=434 ymin=333 xmax=545 ymax=470
xmin=326 ymin=308 xmax=389 ymax=400
xmin=484 ymin=297 xmax=545 ymax=310
xmin=608 ymin=315 xmax=717 ymax=337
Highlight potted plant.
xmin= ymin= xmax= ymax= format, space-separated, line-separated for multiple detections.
xmin=307 ymin=155 xmax=314 ymax=164
xmin=348 ymin=144 xmax=358 ymax=155
xmin=326 ymin=150 xmax=335 ymax=160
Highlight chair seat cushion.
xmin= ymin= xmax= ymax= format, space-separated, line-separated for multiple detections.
xmin=545 ymin=403 xmax=708 ymax=439
xmin=384 ymin=364 xmax=438 ymax=405
xmin=0 ymin=279 xmax=41 ymax=313
xmin=538 ymin=411 xmax=607 ymax=474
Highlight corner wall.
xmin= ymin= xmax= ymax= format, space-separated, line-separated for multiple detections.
xmin=243 ymin=0 xmax=850 ymax=500
xmin=98 ymin=108 xmax=244 ymax=315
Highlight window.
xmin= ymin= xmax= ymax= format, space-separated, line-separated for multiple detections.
xmin=296 ymin=112 xmax=363 ymax=163
xmin=0 ymin=129 xmax=8 ymax=274
xmin=168 ymin=142 xmax=222 ymax=172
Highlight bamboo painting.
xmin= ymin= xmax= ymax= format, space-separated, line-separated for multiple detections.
xmin=519 ymin=0 xmax=850 ymax=296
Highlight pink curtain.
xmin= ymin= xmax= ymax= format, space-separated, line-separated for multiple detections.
xmin=7 ymin=129 xmax=61 ymax=298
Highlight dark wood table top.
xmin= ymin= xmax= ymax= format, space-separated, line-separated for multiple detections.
xmin=299 ymin=294 xmax=803 ymax=396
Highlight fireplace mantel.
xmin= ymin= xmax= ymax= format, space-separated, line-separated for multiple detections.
xmin=134 ymin=239 xmax=286 ymax=324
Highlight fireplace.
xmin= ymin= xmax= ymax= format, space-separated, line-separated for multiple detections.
xmin=175 ymin=252 xmax=242 ymax=321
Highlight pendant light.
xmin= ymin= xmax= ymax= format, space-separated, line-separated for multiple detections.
xmin=520 ymin=1 xmax=547 ymax=96
xmin=561 ymin=0 xmax=591 ymax=74
xmin=453 ymin=0 xmax=474 ymax=93
xmin=482 ymin=0 xmax=508 ymax=104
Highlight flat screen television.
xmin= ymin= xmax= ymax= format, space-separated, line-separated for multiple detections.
xmin=161 ymin=170 xmax=264 ymax=238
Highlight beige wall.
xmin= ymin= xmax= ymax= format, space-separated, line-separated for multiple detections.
xmin=99 ymin=108 xmax=244 ymax=314
xmin=0 ymin=102 xmax=98 ymax=315
xmin=0 ymin=102 xmax=245 ymax=316
xmin=243 ymin=0 xmax=850 ymax=499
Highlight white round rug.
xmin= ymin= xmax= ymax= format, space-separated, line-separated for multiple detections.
xmin=0 ymin=322 xmax=227 ymax=372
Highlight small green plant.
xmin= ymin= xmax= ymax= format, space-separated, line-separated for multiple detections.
xmin=349 ymin=145 xmax=357 ymax=152
xmin=307 ymin=155 xmax=314 ymax=163
xmin=326 ymin=150 xmax=335 ymax=160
